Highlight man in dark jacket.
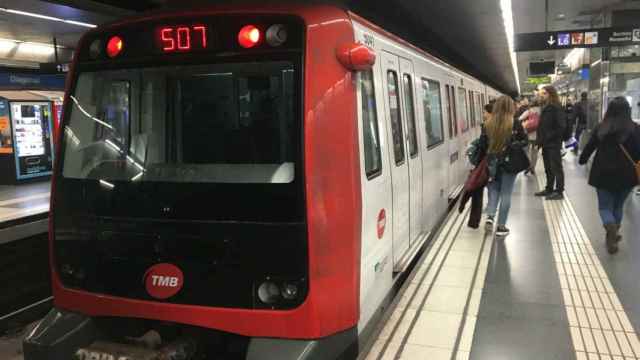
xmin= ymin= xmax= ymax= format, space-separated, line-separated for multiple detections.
xmin=535 ymin=86 xmax=567 ymax=200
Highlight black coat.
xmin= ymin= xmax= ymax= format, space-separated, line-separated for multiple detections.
xmin=536 ymin=103 xmax=566 ymax=147
xmin=578 ymin=122 xmax=640 ymax=190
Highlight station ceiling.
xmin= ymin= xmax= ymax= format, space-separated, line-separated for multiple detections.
xmin=19 ymin=0 xmax=517 ymax=94
xmin=9 ymin=0 xmax=640 ymax=95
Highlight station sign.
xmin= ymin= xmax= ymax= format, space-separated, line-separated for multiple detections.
xmin=0 ymin=73 xmax=65 ymax=90
xmin=527 ymin=76 xmax=551 ymax=85
xmin=515 ymin=27 xmax=640 ymax=52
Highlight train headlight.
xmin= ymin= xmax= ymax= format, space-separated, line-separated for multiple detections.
xmin=257 ymin=281 xmax=280 ymax=304
xmin=266 ymin=24 xmax=287 ymax=47
xmin=89 ymin=39 xmax=103 ymax=59
xmin=281 ymin=283 xmax=298 ymax=300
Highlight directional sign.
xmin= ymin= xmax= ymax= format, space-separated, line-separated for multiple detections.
xmin=515 ymin=27 xmax=640 ymax=52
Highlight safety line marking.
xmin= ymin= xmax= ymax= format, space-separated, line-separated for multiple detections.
xmin=536 ymin=174 xmax=640 ymax=360
xmin=365 ymin=202 xmax=495 ymax=360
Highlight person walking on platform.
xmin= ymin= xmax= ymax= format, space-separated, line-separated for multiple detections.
xmin=535 ymin=85 xmax=567 ymax=200
xmin=520 ymin=98 xmax=541 ymax=175
xmin=573 ymin=92 xmax=588 ymax=152
xmin=485 ymin=96 xmax=529 ymax=236
xmin=578 ymin=97 xmax=640 ymax=254
xmin=460 ymin=103 xmax=494 ymax=229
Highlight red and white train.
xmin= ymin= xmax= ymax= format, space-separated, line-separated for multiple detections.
xmin=24 ymin=4 xmax=501 ymax=360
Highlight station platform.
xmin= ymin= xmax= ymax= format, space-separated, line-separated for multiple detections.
xmin=0 ymin=182 xmax=50 ymax=244
xmin=363 ymin=154 xmax=640 ymax=360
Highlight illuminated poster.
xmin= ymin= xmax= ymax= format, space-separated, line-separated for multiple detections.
xmin=10 ymin=102 xmax=54 ymax=179
xmin=0 ymin=101 xmax=11 ymax=154
xmin=585 ymin=32 xmax=599 ymax=45
xmin=571 ymin=33 xmax=584 ymax=45
xmin=558 ymin=33 xmax=570 ymax=46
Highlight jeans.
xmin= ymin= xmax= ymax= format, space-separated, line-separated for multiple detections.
xmin=486 ymin=172 xmax=518 ymax=226
xmin=596 ymin=188 xmax=632 ymax=225
xmin=542 ymin=145 xmax=564 ymax=192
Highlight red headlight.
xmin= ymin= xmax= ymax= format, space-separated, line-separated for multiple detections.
xmin=106 ymin=36 xmax=123 ymax=58
xmin=238 ymin=25 xmax=261 ymax=49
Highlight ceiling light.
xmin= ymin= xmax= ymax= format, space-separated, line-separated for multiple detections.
xmin=500 ymin=0 xmax=521 ymax=94
xmin=556 ymin=13 xmax=566 ymax=20
xmin=0 ymin=7 xmax=96 ymax=28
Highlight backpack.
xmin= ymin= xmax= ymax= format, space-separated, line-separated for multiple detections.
xmin=523 ymin=111 xmax=539 ymax=133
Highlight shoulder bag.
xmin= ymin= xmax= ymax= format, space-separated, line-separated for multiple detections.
xmin=464 ymin=157 xmax=489 ymax=192
xmin=619 ymin=144 xmax=640 ymax=183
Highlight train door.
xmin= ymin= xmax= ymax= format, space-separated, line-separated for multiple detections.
xmin=444 ymin=80 xmax=459 ymax=197
xmin=399 ymin=58 xmax=422 ymax=249
xmin=380 ymin=52 xmax=410 ymax=269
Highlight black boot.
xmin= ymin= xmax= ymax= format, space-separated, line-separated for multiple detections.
xmin=604 ymin=224 xmax=619 ymax=254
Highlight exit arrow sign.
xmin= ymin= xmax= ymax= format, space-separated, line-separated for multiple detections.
xmin=547 ymin=35 xmax=556 ymax=45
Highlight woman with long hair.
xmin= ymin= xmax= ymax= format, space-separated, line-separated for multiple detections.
xmin=484 ymin=96 xmax=529 ymax=236
xmin=579 ymin=97 xmax=640 ymax=254
xmin=535 ymin=85 xmax=567 ymax=200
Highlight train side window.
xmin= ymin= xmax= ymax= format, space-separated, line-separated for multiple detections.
xmin=457 ymin=87 xmax=468 ymax=132
xmin=360 ymin=70 xmax=382 ymax=179
xmin=445 ymin=85 xmax=453 ymax=139
xmin=468 ymin=91 xmax=475 ymax=128
xmin=402 ymin=74 xmax=418 ymax=157
xmin=421 ymin=78 xmax=444 ymax=149
xmin=387 ymin=70 xmax=405 ymax=165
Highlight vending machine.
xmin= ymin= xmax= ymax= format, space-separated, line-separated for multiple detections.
xmin=0 ymin=92 xmax=54 ymax=184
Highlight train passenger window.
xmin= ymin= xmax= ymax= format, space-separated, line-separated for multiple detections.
xmin=457 ymin=87 xmax=468 ymax=132
xmin=421 ymin=78 xmax=444 ymax=148
xmin=360 ymin=70 xmax=382 ymax=178
xmin=402 ymin=74 xmax=418 ymax=157
xmin=445 ymin=85 xmax=453 ymax=139
xmin=386 ymin=71 xmax=405 ymax=165
xmin=468 ymin=91 xmax=475 ymax=128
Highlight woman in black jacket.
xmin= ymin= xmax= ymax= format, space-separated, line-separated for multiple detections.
xmin=579 ymin=97 xmax=640 ymax=254
xmin=535 ymin=85 xmax=567 ymax=200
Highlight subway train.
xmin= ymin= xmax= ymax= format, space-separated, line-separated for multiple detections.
xmin=24 ymin=4 xmax=501 ymax=360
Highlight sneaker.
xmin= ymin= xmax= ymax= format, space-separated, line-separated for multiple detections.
xmin=546 ymin=191 xmax=565 ymax=200
xmin=535 ymin=189 xmax=552 ymax=197
xmin=485 ymin=217 xmax=494 ymax=232
xmin=496 ymin=226 xmax=510 ymax=236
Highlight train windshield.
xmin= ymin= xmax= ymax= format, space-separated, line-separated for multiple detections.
xmin=61 ymin=61 xmax=297 ymax=184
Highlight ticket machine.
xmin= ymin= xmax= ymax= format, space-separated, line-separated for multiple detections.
xmin=0 ymin=91 xmax=55 ymax=184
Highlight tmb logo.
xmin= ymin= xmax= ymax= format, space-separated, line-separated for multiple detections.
xmin=143 ymin=263 xmax=184 ymax=299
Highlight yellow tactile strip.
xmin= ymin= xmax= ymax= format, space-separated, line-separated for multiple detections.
xmin=537 ymin=175 xmax=640 ymax=360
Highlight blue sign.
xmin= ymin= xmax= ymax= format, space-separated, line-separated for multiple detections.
xmin=0 ymin=73 xmax=65 ymax=90
xmin=579 ymin=68 xmax=590 ymax=80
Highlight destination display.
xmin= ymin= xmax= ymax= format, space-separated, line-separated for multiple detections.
xmin=515 ymin=27 xmax=640 ymax=52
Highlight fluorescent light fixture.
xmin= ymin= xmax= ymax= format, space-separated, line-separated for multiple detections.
xmin=591 ymin=59 xmax=602 ymax=67
xmin=105 ymin=139 xmax=122 ymax=153
xmin=500 ymin=0 xmax=521 ymax=94
xmin=0 ymin=7 xmax=96 ymax=28
xmin=99 ymin=179 xmax=115 ymax=189
xmin=70 ymin=95 xmax=114 ymax=130
xmin=131 ymin=172 xmax=144 ymax=182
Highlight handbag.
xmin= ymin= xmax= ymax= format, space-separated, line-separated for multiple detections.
xmin=523 ymin=112 xmax=539 ymax=134
xmin=619 ymin=144 xmax=640 ymax=183
xmin=463 ymin=157 xmax=489 ymax=192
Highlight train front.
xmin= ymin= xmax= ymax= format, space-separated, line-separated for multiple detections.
xmin=24 ymin=6 xmax=363 ymax=360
